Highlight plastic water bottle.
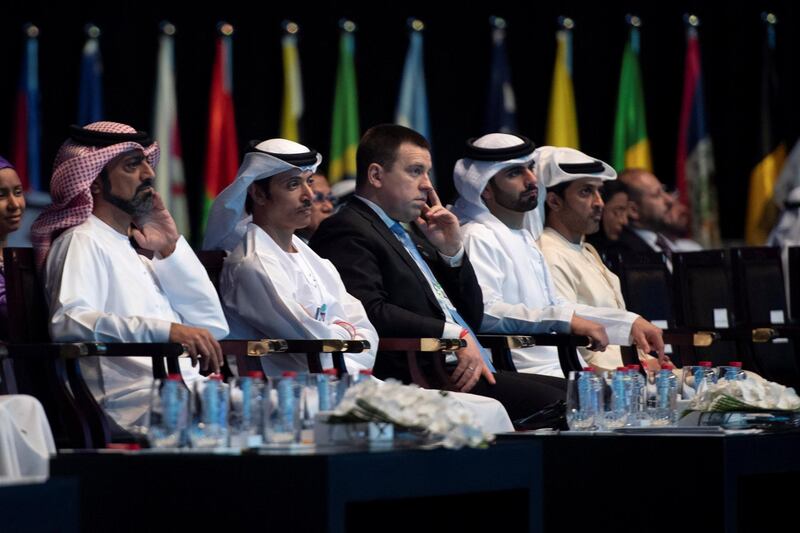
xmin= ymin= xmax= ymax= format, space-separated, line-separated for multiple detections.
xmin=278 ymin=371 xmax=297 ymax=417
xmin=603 ymin=368 xmax=629 ymax=429
xmin=721 ymin=361 xmax=746 ymax=381
xmin=148 ymin=373 xmax=188 ymax=448
xmin=694 ymin=361 xmax=716 ymax=396
xmin=625 ymin=365 xmax=647 ymax=426
xmin=579 ymin=367 xmax=603 ymax=427
xmin=188 ymin=374 xmax=229 ymax=448
xmin=612 ymin=368 xmax=628 ymax=412
xmin=317 ymin=368 xmax=339 ymax=412
xmin=652 ymin=366 xmax=677 ymax=425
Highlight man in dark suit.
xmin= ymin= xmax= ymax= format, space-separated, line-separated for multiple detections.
xmin=609 ymin=168 xmax=674 ymax=257
xmin=310 ymin=124 xmax=566 ymax=422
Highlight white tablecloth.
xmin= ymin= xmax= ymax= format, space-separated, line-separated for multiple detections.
xmin=0 ymin=395 xmax=56 ymax=484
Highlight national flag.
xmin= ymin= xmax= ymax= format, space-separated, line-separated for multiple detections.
xmin=612 ymin=25 xmax=651 ymax=172
xmin=675 ymin=21 xmax=720 ymax=248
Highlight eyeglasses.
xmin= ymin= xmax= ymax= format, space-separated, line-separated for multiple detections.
xmin=313 ymin=192 xmax=337 ymax=204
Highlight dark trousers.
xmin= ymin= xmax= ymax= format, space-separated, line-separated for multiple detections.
xmin=466 ymin=370 xmax=566 ymax=422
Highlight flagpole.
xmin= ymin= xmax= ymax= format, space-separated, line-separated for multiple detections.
xmin=160 ymin=20 xmax=176 ymax=36
xmin=282 ymin=20 xmax=299 ymax=35
xmin=84 ymin=23 xmax=100 ymax=39
xmin=339 ymin=18 xmax=357 ymax=33
xmin=407 ymin=17 xmax=424 ymax=32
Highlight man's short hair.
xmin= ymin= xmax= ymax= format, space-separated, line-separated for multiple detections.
xmin=600 ymin=179 xmax=629 ymax=203
xmin=617 ymin=168 xmax=648 ymax=202
xmin=543 ymin=181 xmax=570 ymax=217
xmin=244 ymin=177 xmax=271 ymax=215
xmin=356 ymin=124 xmax=430 ymax=189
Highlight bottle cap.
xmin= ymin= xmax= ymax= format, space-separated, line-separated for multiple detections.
xmin=282 ymin=371 xmax=298 ymax=378
xmin=728 ymin=361 xmax=743 ymax=367
xmin=167 ymin=373 xmax=182 ymax=381
xmin=246 ymin=371 xmax=265 ymax=379
xmin=698 ymin=361 xmax=713 ymax=367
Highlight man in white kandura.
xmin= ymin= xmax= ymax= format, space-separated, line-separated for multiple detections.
xmin=205 ymin=138 xmax=512 ymax=433
xmin=451 ymin=134 xmax=665 ymax=377
xmin=33 ymin=122 xmax=228 ymax=430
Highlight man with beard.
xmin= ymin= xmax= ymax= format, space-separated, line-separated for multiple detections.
xmin=611 ymin=168 xmax=677 ymax=267
xmin=451 ymin=136 xmax=664 ymax=376
xmin=537 ymin=147 xmax=666 ymax=371
xmin=32 ymin=122 xmax=228 ymax=430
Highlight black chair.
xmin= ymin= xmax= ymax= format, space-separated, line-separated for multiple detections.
xmin=3 ymin=247 xmax=184 ymax=449
xmin=729 ymin=247 xmax=800 ymax=389
xmin=672 ymin=250 xmax=758 ymax=370
xmin=606 ymin=250 xmax=719 ymax=368
xmin=789 ymin=246 xmax=800 ymax=324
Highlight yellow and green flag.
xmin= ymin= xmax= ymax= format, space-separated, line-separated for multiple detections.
xmin=280 ymin=28 xmax=303 ymax=142
xmin=546 ymin=25 xmax=579 ymax=148
xmin=745 ymin=18 xmax=786 ymax=245
xmin=329 ymin=27 xmax=359 ymax=184
xmin=612 ymin=26 xmax=651 ymax=172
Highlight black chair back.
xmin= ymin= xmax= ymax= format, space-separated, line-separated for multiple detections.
xmin=730 ymin=246 xmax=800 ymax=389
xmin=672 ymin=250 xmax=755 ymax=370
xmin=789 ymin=247 xmax=800 ymax=324
xmin=3 ymin=248 xmax=94 ymax=448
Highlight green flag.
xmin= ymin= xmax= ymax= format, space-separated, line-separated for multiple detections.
xmin=612 ymin=26 xmax=652 ymax=172
xmin=329 ymin=29 xmax=359 ymax=184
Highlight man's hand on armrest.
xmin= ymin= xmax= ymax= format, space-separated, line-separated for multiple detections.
xmin=570 ymin=315 xmax=609 ymax=353
xmin=169 ymin=323 xmax=223 ymax=373
xmin=630 ymin=317 xmax=666 ymax=364
xmin=453 ymin=334 xmax=496 ymax=393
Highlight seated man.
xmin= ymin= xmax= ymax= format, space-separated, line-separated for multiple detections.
xmin=585 ymin=179 xmax=629 ymax=253
xmin=537 ymin=146 xmax=666 ymax=371
xmin=311 ymin=124 xmax=568 ymax=424
xmin=207 ymin=139 xmax=512 ymax=432
xmin=295 ymin=173 xmax=335 ymax=242
xmin=207 ymin=139 xmax=377 ymax=375
xmin=32 ymin=122 xmax=228 ymax=430
xmin=612 ymin=168 xmax=677 ymax=265
xmin=451 ymin=134 xmax=664 ymax=377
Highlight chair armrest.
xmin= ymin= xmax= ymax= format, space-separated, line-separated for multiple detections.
xmin=476 ymin=334 xmax=589 ymax=374
xmin=378 ymin=338 xmax=465 ymax=351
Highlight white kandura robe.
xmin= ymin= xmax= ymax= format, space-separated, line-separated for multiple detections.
xmin=460 ymin=219 xmax=636 ymax=377
xmin=44 ymin=214 xmax=229 ymax=429
xmin=220 ymin=224 xmax=513 ymax=433
xmin=220 ymin=223 xmax=378 ymax=375
xmin=539 ymin=227 xmax=651 ymax=371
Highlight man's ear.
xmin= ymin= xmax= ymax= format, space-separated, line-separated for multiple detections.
xmin=367 ymin=162 xmax=383 ymax=188
xmin=546 ymin=191 xmax=562 ymax=212
xmin=248 ymin=183 xmax=266 ymax=206
xmin=90 ymin=177 xmax=102 ymax=196
xmin=627 ymin=199 xmax=640 ymax=221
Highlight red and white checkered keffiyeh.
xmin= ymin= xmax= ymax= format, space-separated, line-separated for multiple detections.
xmin=31 ymin=122 xmax=160 ymax=271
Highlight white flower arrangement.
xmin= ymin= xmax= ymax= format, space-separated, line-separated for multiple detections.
xmin=688 ymin=377 xmax=800 ymax=412
xmin=328 ymin=379 xmax=493 ymax=449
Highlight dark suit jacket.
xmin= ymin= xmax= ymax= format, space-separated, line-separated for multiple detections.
xmin=309 ymin=197 xmax=484 ymax=381
xmin=603 ymin=226 xmax=656 ymax=256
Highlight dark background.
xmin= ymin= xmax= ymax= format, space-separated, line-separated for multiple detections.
xmin=2 ymin=1 xmax=799 ymax=244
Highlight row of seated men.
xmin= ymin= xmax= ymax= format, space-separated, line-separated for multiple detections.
xmin=3 ymin=121 xmax=684 ymax=436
